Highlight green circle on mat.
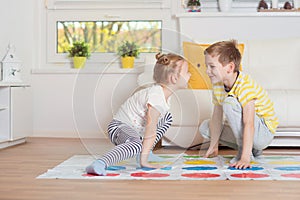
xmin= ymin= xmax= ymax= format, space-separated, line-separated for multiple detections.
xmin=158 ymin=155 xmax=176 ymax=158
xmin=183 ymin=155 xmax=202 ymax=159
xmin=265 ymin=156 xmax=293 ymax=160
xmin=222 ymin=155 xmax=234 ymax=159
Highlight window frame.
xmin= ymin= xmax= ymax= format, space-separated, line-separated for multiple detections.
xmin=44 ymin=0 xmax=172 ymax=66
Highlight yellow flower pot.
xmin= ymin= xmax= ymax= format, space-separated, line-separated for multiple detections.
xmin=121 ymin=56 xmax=135 ymax=68
xmin=73 ymin=57 xmax=87 ymax=69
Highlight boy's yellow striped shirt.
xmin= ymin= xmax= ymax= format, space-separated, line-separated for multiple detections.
xmin=212 ymin=72 xmax=279 ymax=133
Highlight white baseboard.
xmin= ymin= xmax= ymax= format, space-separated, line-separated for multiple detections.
xmin=162 ymin=131 xmax=300 ymax=148
xmin=0 ymin=138 xmax=26 ymax=149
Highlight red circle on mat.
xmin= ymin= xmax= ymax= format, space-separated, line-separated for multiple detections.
xmin=82 ymin=173 xmax=120 ymax=177
xmin=231 ymin=173 xmax=269 ymax=179
xmin=281 ymin=173 xmax=300 ymax=179
xmin=131 ymin=172 xmax=170 ymax=178
xmin=182 ymin=173 xmax=220 ymax=178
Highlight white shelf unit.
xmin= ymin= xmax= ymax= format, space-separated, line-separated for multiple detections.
xmin=0 ymin=87 xmax=10 ymax=143
xmin=0 ymin=83 xmax=32 ymax=149
xmin=0 ymin=106 xmax=8 ymax=110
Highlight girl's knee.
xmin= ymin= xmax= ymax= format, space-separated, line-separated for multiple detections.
xmin=129 ymin=140 xmax=143 ymax=152
xmin=157 ymin=112 xmax=173 ymax=131
xmin=163 ymin=112 xmax=173 ymax=126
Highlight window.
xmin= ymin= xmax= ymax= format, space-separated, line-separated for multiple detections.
xmin=57 ymin=21 xmax=162 ymax=54
xmin=43 ymin=0 xmax=172 ymax=67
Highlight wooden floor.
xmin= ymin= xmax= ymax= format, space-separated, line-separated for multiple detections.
xmin=0 ymin=137 xmax=300 ymax=200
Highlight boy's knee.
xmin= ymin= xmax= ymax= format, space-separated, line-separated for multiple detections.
xmin=253 ymin=137 xmax=273 ymax=150
xmin=199 ymin=119 xmax=210 ymax=139
xmin=223 ymin=97 xmax=241 ymax=114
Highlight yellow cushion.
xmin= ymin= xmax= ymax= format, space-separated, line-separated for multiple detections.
xmin=183 ymin=41 xmax=244 ymax=89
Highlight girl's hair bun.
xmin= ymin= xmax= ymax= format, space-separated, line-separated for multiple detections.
xmin=155 ymin=52 xmax=163 ymax=60
xmin=155 ymin=52 xmax=170 ymax=65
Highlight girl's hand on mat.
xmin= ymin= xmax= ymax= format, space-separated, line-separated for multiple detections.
xmin=204 ymin=147 xmax=218 ymax=158
xmin=140 ymin=161 xmax=162 ymax=169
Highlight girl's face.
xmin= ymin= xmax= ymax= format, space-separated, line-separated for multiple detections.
xmin=177 ymin=60 xmax=191 ymax=89
xmin=205 ymin=54 xmax=227 ymax=84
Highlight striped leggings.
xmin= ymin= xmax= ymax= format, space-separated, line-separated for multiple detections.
xmin=99 ymin=112 xmax=172 ymax=167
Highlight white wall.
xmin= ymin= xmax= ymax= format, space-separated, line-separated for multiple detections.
xmin=31 ymin=71 xmax=140 ymax=138
xmin=1 ymin=0 xmax=300 ymax=139
xmin=0 ymin=0 xmax=36 ymax=83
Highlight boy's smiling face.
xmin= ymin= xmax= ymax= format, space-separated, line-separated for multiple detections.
xmin=205 ymin=54 xmax=228 ymax=84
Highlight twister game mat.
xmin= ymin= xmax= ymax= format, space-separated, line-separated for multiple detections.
xmin=37 ymin=154 xmax=300 ymax=180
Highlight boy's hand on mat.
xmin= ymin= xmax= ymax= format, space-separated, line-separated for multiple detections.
xmin=230 ymin=157 xmax=251 ymax=169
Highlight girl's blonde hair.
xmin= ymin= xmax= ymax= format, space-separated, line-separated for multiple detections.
xmin=204 ymin=40 xmax=241 ymax=72
xmin=153 ymin=53 xmax=184 ymax=84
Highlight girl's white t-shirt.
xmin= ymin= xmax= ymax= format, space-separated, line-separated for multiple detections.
xmin=114 ymin=84 xmax=170 ymax=136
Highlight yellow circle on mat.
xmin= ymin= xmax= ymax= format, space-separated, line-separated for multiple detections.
xmin=268 ymin=161 xmax=300 ymax=165
xmin=184 ymin=160 xmax=216 ymax=165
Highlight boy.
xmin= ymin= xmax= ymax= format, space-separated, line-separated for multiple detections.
xmin=199 ymin=40 xmax=278 ymax=169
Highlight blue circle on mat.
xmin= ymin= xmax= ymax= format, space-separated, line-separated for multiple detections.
xmin=227 ymin=166 xmax=264 ymax=171
xmin=274 ymin=166 xmax=300 ymax=171
xmin=138 ymin=166 xmax=172 ymax=171
xmin=138 ymin=167 xmax=155 ymax=171
xmin=107 ymin=166 xmax=126 ymax=171
xmin=182 ymin=166 xmax=218 ymax=171
xmin=161 ymin=166 xmax=172 ymax=170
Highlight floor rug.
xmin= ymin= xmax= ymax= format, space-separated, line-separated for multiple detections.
xmin=37 ymin=154 xmax=300 ymax=180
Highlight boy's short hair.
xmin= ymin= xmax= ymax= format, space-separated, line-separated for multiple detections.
xmin=153 ymin=53 xmax=184 ymax=84
xmin=204 ymin=40 xmax=241 ymax=72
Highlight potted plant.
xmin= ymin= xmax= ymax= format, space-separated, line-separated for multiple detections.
xmin=117 ymin=41 xmax=140 ymax=68
xmin=67 ymin=41 xmax=91 ymax=69
xmin=187 ymin=0 xmax=201 ymax=12
xmin=218 ymin=0 xmax=233 ymax=12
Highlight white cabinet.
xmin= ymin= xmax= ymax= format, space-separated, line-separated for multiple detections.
xmin=0 ymin=87 xmax=10 ymax=142
xmin=0 ymin=83 xmax=32 ymax=149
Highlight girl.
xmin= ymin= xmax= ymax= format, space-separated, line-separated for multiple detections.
xmin=86 ymin=53 xmax=191 ymax=175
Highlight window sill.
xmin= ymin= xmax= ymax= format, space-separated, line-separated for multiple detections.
xmin=0 ymin=82 xmax=30 ymax=87
xmin=31 ymin=66 xmax=144 ymax=74
xmin=176 ymin=12 xmax=300 ymax=18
